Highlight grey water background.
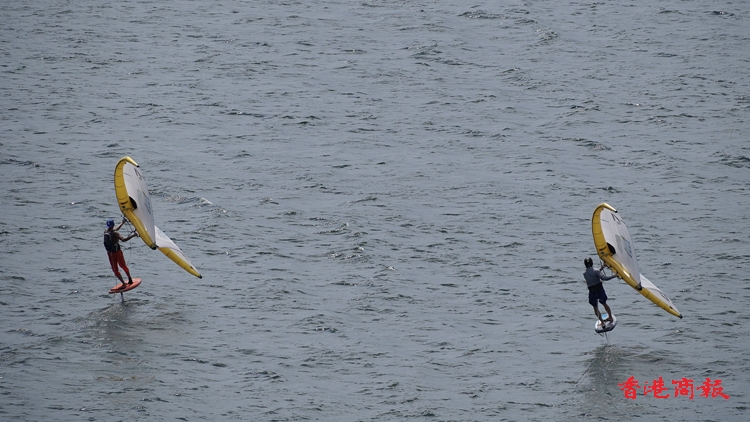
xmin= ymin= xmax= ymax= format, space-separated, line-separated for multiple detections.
xmin=1 ymin=0 xmax=749 ymax=420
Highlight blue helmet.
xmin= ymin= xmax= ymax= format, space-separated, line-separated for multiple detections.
xmin=106 ymin=219 xmax=115 ymax=229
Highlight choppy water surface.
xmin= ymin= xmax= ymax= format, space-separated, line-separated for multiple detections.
xmin=1 ymin=0 xmax=749 ymax=420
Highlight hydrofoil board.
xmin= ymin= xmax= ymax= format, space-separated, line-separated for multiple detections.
xmin=595 ymin=313 xmax=617 ymax=333
xmin=109 ymin=278 xmax=142 ymax=294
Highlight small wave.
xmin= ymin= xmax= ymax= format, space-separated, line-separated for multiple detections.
xmin=227 ymin=110 xmax=265 ymax=118
xmin=712 ymin=153 xmax=750 ymax=168
xmin=459 ymin=11 xmax=507 ymax=20
xmin=3 ymin=159 xmax=40 ymax=167
xmin=405 ymin=43 xmax=438 ymax=51
xmin=243 ymin=370 xmax=281 ymax=382
xmin=314 ymin=222 xmax=349 ymax=235
xmin=340 ymin=48 xmax=366 ymax=54
xmin=709 ymin=238 xmax=743 ymax=243
xmin=537 ymin=29 xmax=559 ymax=43
xmin=196 ymin=198 xmax=215 ymax=206
xmin=351 ymin=196 xmax=377 ymax=204
xmin=8 ymin=328 xmax=36 ymax=336
xmin=166 ymin=195 xmax=216 ymax=207
xmin=566 ymin=138 xmax=611 ymax=151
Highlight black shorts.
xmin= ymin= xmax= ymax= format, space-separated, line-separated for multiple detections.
xmin=588 ymin=283 xmax=607 ymax=307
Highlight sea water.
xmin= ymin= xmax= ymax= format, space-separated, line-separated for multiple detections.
xmin=1 ymin=1 xmax=748 ymax=420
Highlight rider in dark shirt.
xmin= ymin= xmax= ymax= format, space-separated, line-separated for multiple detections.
xmin=584 ymin=257 xmax=617 ymax=326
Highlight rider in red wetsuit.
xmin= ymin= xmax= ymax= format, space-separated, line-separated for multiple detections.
xmin=104 ymin=218 xmax=138 ymax=287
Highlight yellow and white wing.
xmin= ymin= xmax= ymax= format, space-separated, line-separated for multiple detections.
xmin=114 ymin=156 xmax=157 ymax=249
xmin=114 ymin=156 xmax=202 ymax=279
xmin=592 ymin=203 xmax=681 ymax=318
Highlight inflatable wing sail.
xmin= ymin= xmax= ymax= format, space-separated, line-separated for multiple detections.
xmin=114 ymin=156 xmax=202 ymax=278
xmin=155 ymin=226 xmax=201 ymax=278
xmin=591 ymin=203 xmax=681 ymax=318
xmin=115 ymin=157 xmax=157 ymax=248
